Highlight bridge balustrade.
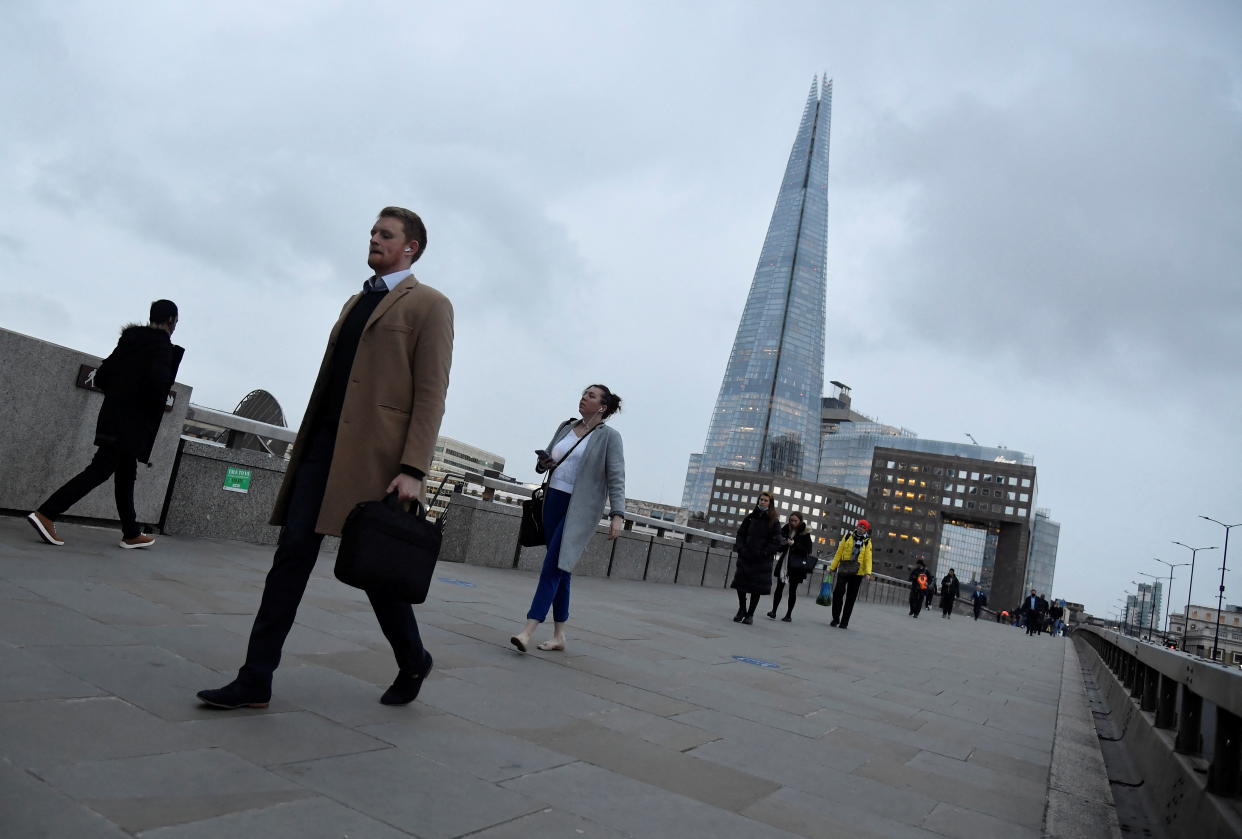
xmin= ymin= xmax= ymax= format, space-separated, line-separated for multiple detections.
xmin=1078 ymin=625 xmax=1242 ymax=798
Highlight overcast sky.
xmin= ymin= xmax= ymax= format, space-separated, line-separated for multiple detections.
xmin=3 ymin=1 xmax=1239 ymax=620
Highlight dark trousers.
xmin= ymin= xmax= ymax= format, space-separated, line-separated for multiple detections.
xmin=527 ymin=488 xmax=573 ymax=623
xmin=238 ymin=429 xmax=424 ymax=689
xmin=909 ymin=590 xmax=924 ymax=616
xmin=39 ymin=445 xmax=141 ymax=539
xmin=832 ymin=573 xmax=864 ymax=626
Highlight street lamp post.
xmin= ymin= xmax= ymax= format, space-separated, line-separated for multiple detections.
xmin=1173 ymin=541 xmax=1219 ymax=656
xmin=1153 ymin=558 xmax=1189 ymax=642
xmin=1201 ymin=516 xmax=1241 ymax=664
xmin=1138 ymin=572 xmax=1161 ymax=640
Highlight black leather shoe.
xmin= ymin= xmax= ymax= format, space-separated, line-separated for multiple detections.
xmin=829 ymin=619 xmax=839 ymax=627
xmin=381 ymin=650 xmax=434 ymax=705
xmin=742 ymin=615 xmax=754 ymax=625
xmin=197 ymin=680 xmax=270 ymax=709
xmin=733 ymin=610 xmax=746 ymax=622
xmin=766 ymin=610 xmax=777 ymax=620
xmin=782 ymin=615 xmax=792 ymax=623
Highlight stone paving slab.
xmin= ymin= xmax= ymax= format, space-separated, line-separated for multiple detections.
xmin=0 ymin=515 xmax=1096 ymax=837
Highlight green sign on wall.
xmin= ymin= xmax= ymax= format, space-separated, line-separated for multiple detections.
xmin=223 ymin=466 xmax=252 ymax=494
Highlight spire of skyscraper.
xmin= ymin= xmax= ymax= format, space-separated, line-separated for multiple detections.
xmin=682 ymin=78 xmax=832 ymax=517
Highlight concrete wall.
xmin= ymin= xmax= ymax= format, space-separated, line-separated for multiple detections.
xmin=162 ymin=440 xmax=288 ymax=545
xmin=435 ymin=493 xmax=746 ymax=596
xmin=1074 ymin=634 xmax=1229 ymax=839
xmin=439 ymin=495 xmax=523 ymax=568
xmin=0 ymin=327 xmax=191 ymax=528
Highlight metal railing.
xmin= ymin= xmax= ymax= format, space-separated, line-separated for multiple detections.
xmin=1078 ymin=624 xmax=1242 ymax=797
xmin=185 ymin=404 xmax=297 ymax=444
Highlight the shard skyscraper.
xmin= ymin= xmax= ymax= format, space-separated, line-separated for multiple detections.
xmin=682 ymin=77 xmax=831 ymax=517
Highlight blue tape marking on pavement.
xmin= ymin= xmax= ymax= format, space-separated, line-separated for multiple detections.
xmin=437 ymin=578 xmax=477 ymax=587
xmin=732 ymin=655 xmax=780 ymax=669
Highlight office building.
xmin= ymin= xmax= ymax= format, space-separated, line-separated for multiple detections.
xmin=704 ymin=466 xmax=866 ymax=554
xmin=1026 ymin=509 xmax=1061 ymax=598
xmin=867 ymin=445 xmax=1038 ymax=608
xmin=683 ymin=77 xmax=832 ymax=516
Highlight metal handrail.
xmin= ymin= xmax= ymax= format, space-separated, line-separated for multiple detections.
xmin=1078 ymin=624 xmax=1242 ymax=797
xmin=185 ymin=404 xmax=297 ymax=444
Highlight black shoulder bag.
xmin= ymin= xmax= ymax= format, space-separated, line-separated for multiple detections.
xmin=334 ymin=479 xmax=450 ymax=604
xmin=519 ymin=422 xmax=598 ymax=547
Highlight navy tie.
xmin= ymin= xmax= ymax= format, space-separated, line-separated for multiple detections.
xmin=363 ymin=275 xmax=385 ymax=293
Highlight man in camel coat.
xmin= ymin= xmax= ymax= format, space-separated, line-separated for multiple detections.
xmin=199 ymin=206 xmax=453 ymax=709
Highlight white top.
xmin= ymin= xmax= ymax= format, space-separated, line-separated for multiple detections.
xmin=548 ymin=426 xmax=595 ymax=494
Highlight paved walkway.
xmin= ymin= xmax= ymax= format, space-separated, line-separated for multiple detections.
xmin=1 ymin=516 xmax=1073 ymax=838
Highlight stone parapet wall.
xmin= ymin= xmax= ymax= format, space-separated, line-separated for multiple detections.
xmin=162 ymin=439 xmax=289 ymax=545
xmin=0 ymin=327 xmax=191 ymax=527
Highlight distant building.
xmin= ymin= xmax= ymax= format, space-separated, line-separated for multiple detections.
xmin=1026 ymin=509 xmax=1061 ymax=598
xmin=1169 ymin=603 xmax=1242 ymax=663
xmin=703 ymin=466 xmax=866 ymax=555
xmin=866 ymin=445 xmax=1038 ymax=610
xmin=425 ymin=437 xmax=521 ymax=520
xmin=1124 ymin=581 xmax=1163 ymax=638
xmin=683 ymin=77 xmax=833 ymax=516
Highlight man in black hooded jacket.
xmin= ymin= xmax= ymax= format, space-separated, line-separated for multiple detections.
xmin=28 ymin=300 xmax=184 ymax=549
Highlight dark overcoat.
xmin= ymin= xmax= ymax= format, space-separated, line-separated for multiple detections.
xmin=92 ymin=325 xmax=184 ymax=464
xmin=731 ymin=510 xmax=782 ymax=595
xmin=774 ymin=524 xmax=814 ymax=585
xmin=939 ymin=574 xmax=960 ymax=610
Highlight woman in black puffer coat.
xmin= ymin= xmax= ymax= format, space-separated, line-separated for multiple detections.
xmin=767 ymin=512 xmax=814 ymax=623
xmin=730 ymin=492 xmax=783 ymax=625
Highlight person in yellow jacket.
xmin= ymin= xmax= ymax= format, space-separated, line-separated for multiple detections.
xmin=828 ymin=519 xmax=873 ymax=628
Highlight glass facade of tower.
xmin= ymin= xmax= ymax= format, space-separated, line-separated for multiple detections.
xmin=1025 ymin=508 xmax=1061 ymax=598
xmin=682 ymin=77 xmax=832 ymax=515
xmin=937 ymin=521 xmax=993 ymax=593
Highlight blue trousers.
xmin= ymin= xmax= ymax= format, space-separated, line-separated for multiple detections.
xmin=526 ymin=487 xmax=573 ymax=623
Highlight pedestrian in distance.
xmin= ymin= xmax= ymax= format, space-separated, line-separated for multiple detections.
xmin=28 ymin=300 xmax=184 ymax=550
xmin=510 ymin=385 xmax=626 ymax=653
xmin=729 ymin=492 xmax=783 ymax=625
xmin=924 ymin=572 xmax=937 ymax=613
xmin=908 ymin=559 xmax=931 ymax=619
xmin=1049 ymin=601 xmax=1065 ymax=636
xmin=939 ymin=569 xmax=960 ymax=618
xmin=767 ymin=512 xmax=814 ymax=622
xmin=198 ymin=207 xmax=453 ymax=710
xmin=829 ymin=519 xmax=873 ymax=629
xmin=971 ymin=587 xmax=988 ymax=621
xmin=1021 ymin=589 xmax=1045 ymax=636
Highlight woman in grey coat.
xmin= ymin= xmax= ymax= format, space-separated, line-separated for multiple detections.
xmin=510 ymin=384 xmax=626 ymax=653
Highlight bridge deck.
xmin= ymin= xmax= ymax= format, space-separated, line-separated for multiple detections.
xmin=0 ymin=516 xmax=1090 ymax=838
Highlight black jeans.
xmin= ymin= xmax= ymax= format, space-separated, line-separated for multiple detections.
xmin=832 ymin=573 xmax=864 ymax=626
xmin=909 ymin=590 xmax=924 ymax=616
xmin=39 ymin=445 xmax=141 ymax=539
xmin=238 ymin=428 xmax=424 ymax=689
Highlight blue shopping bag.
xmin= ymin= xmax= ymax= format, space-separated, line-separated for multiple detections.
xmin=816 ymin=575 xmax=833 ymax=606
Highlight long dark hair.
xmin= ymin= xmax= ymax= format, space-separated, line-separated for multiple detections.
xmin=784 ymin=512 xmax=806 ymax=535
xmin=756 ymin=491 xmax=779 ymax=526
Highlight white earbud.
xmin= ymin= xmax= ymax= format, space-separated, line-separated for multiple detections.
xmin=403 ymin=247 xmax=412 ymax=253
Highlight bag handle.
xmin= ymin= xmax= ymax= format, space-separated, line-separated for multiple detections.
xmin=381 ymin=472 xmax=450 ymax=523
